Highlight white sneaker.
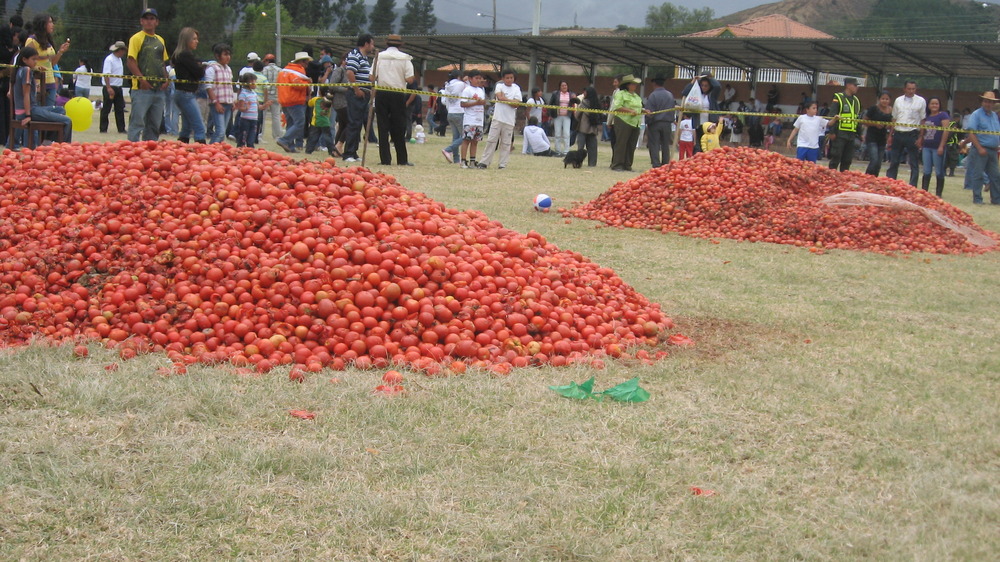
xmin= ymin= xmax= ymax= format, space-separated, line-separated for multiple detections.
xmin=461 ymin=161 xmax=469 ymax=169
xmin=345 ymin=157 xmax=358 ymax=162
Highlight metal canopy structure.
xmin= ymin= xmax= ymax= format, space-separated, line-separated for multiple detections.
xmin=283 ymin=34 xmax=1000 ymax=84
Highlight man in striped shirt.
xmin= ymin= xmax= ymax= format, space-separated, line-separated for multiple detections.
xmin=342 ymin=33 xmax=375 ymax=162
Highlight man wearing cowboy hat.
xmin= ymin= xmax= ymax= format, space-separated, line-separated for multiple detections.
xmin=965 ymin=91 xmax=1000 ymax=205
xmin=275 ymin=51 xmax=313 ymax=153
xmin=372 ymin=34 xmax=414 ymax=166
xmin=100 ymin=40 xmax=127 ymax=134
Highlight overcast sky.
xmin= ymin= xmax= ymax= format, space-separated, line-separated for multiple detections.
xmin=434 ymin=0 xmax=771 ymax=32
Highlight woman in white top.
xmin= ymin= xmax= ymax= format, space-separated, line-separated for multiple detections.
xmin=74 ymin=58 xmax=91 ymax=99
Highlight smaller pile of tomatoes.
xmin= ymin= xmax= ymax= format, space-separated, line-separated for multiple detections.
xmin=0 ymin=141 xmax=672 ymax=373
xmin=564 ymin=147 xmax=998 ymax=255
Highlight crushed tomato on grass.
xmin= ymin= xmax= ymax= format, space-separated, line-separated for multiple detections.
xmin=562 ymin=147 xmax=999 ymax=255
xmin=0 ymin=141 xmax=674 ymax=373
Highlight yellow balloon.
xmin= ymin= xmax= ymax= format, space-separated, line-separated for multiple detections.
xmin=64 ymin=97 xmax=94 ymax=132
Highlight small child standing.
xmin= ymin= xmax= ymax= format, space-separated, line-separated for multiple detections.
xmin=677 ymin=114 xmax=695 ymax=159
xmin=414 ymin=124 xmax=426 ymax=144
xmin=235 ymin=73 xmax=259 ymax=148
xmin=785 ymin=102 xmax=829 ymax=162
xmin=700 ymin=121 xmax=721 ymax=152
xmin=459 ymin=70 xmax=488 ymax=169
xmin=306 ymin=88 xmax=334 ymax=155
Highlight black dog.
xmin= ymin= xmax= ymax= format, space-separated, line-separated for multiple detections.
xmin=563 ymin=149 xmax=587 ymax=168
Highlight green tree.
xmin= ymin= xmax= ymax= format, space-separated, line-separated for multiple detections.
xmin=644 ymin=2 xmax=714 ymax=35
xmin=400 ymin=0 xmax=435 ymax=35
xmin=232 ymin=1 xmax=296 ymax=65
xmin=369 ymin=0 xmax=396 ymax=36
xmin=289 ymin=0 xmax=337 ymax=29
xmin=59 ymin=0 xmax=231 ymax=62
xmin=337 ymin=0 xmax=368 ymax=37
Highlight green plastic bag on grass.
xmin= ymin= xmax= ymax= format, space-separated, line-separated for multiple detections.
xmin=549 ymin=377 xmax=649 ymax=403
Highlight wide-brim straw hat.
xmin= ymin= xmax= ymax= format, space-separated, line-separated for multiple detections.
xmin=292 ymin=51 xmax=313 ymax=62
xmin=620 ymin=74 xmax=641 ymax=85
xmin=980 ymin=91 xmax=999 ymax=101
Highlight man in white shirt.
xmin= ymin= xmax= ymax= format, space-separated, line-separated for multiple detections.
xmin=372 ymin=34 xmax=414 ymax=166
xmin=886 ymin=80 xmax=926 ymax=187
xmin=477 ymin=69 xmax=522 ymax=169
xmin=100 ymin=41 xmax=127 ymax=133
xmin=240 ymin=52 xmax=259 ymax=77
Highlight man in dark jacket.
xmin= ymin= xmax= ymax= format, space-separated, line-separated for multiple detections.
xmin=644 ymin=74 xmax=676 ymax=167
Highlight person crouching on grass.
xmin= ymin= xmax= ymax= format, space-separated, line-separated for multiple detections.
xmin=235 ymin=73 xmax=258 ymax=148
xmin=786 ymin=102 xmax=829 ymax=163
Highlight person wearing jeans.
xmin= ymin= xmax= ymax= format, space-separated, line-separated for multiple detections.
xmin=125 ymin=8 xmax=169 ymax=142
xmin=965 ymin=91 xmax=1000 ymax=205
xmin=885 ymin=80 xmax=926 ymax=186
xmin=441 ymin=70 xmax=466 ymax=163
xmin=276 ymin=51 xmax=313 ymax=153
xmin=863 ymin=91 xmax=892 ymax=176
xmin=205 ymin=43 xmax=235 ymax=144
xmin=170 ymin=27 xmax=206 ymax=143
xmin=548 ymin=81 xmax=574 ymax=154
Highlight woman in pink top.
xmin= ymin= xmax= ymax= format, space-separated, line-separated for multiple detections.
xmin=548 ymin=81 xmax=574 ymax=155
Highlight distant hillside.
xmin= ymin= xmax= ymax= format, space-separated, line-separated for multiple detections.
xmin=719 ymin=0 xmax=874 ymax=29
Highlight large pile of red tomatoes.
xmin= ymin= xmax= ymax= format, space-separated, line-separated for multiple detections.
xmin=0 ymin=142 xmax=671 ymax=372
xmin=564 ymin=147 xmax=998 ymax=254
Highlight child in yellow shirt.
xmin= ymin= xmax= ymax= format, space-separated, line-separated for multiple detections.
xmin=700 ymin=121 xmax=721 ymax=152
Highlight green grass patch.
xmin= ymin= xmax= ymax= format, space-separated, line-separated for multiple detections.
xmin=1 ymin=124 xmax=998 ymax=558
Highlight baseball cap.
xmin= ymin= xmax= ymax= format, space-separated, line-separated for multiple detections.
xmin=141 ymin=8 xmax=159 ymax=19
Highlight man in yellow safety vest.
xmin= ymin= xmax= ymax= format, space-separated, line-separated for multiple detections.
xmin=826 ymin=77 xmax=861 ymax=172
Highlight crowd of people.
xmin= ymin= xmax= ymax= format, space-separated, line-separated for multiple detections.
xmin=4 ymin=10 xmax=999 ymax=203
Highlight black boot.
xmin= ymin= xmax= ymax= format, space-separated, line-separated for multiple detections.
xmin=936 ymin=176 xmax=945 ymax=197
xmin=921 ymin=174 xmax=931 ymax=192
xmin=178 ymin=137 xmax=189 ymax=144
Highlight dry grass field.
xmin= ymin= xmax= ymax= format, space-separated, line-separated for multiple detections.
xmin=1 ymin=119 xmax=998 ymax=559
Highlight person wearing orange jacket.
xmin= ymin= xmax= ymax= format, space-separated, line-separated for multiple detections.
xmin=276 ymin=51 xmax=312 ymax=153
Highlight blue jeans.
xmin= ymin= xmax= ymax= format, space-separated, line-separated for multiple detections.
xmin=236 ymin=118 xmax=257 ymax=148
xmin=208 ymin=102 xmax=233 ymax=144
xmin=174 ymin=90 xmax=206 ymax=142
xmin=45 ymin=86 xmax=57 ymax=106
xmin=32 ymin=105 xmax=73 ymax=143
xmin=553 ymin=115 xmax=571 ymax=153
xmin=865 ymin=142 xmax=885 ymax=176
xmin=279 ymin=104 xmax=306 ymax=149
xmin=164 ymin=85 xmax=179 ymax=135
xmin=968 ymin=146 xmax=1000 ymax=204
xmin=127 ymin=88 xmax=166 ymax=142
xmin=446 ymin=113 xmax=464 ymax=161
xmin=921 ymin=147 xmax=945 ymax=178
xmin=343 ymin=91 xmax=369 ymax=158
